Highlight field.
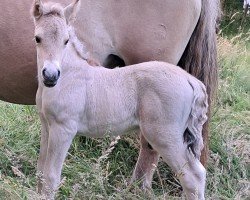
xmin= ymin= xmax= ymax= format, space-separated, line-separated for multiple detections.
xmin=0 ymin=4 xmax=250 ymax=200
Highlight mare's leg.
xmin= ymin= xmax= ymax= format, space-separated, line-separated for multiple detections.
xmin=131 ymin=132 xmax=159 ymax=189
xmin=37 ymin=115 xmax=49 ymax=193
xmin=42 ymin=123 xmax=76 ymax=199
xmin=142 ymin=126 xmax=206 ymax=200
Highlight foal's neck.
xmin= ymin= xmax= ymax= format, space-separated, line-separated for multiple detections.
xmin=68 ymin=27 xmax=89 ymax=62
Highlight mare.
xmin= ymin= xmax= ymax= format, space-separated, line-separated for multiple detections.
xmin=1 ymin=0 xmax=220 ymax=183
xmin=32 ymin=1 xmax=208 ymax=199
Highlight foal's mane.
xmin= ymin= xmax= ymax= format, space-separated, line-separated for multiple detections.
xmin=69 ymin=27 xmax=90 ymax=62
xmin=69 ymin=26 xmax=101 ymax=66
xmin=70 ymin=29 xmax=100 ymax=66
xmin=38 ymin=2 xmax=64 ymax=18
xmin=66 ymin=19 xmax=100 ymax=66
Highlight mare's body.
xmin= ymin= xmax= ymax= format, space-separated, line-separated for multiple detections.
xmin=0 ymin=0 xmax=218 ymax=105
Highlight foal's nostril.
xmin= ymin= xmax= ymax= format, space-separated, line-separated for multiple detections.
xmin=57 ymin=70 xmax=61 ymax=78
xmin=42 ymin=68 xmax=47 ymax=77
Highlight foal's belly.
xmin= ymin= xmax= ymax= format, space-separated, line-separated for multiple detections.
xmin=77 ymin=117 xmax=139 ymax=138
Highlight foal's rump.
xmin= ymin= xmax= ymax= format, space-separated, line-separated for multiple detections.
xmin=134 ymin=61 xmax=208 ymax=157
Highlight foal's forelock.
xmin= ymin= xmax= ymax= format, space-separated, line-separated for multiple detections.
xmin=33 ymin=2 xmax=65 ymax=21
xmin=34 ymin=1 xmax=92 ymax=65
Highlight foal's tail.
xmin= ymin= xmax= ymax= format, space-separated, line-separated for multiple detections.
xmin=184 ymin=78 xmax=208 ymax=159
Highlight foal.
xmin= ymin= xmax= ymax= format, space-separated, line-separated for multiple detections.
xmin=32 ymin=0 xmax=208 ymax=199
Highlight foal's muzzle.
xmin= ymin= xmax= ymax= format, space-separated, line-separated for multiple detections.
xmin=42 ymin=68 xmax=60 ymax=88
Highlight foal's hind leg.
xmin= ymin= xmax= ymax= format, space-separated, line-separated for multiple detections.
xmin=143 ymin=128 xmax=206 ymax=200
xmin=131 ymin=132 xmax=159 ymax=190
xmin=163 ymin=148 xmax=206 ymax=200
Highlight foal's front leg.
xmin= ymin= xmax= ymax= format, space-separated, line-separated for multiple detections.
xmin=37 ymin=115 xmax=49 ymax=194
xmin=42 ymin=122 xmax=76 ymax=199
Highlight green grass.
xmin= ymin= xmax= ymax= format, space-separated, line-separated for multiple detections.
xmin=206 ymin=35 xmax=250 ymax=199
xmin=220 ymin=0 xmax=250 ymax=38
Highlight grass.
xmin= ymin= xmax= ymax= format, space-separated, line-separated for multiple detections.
xmin=220 ymin=0 xmax=250 ymax=38
xmin=1 ymin=12 xmax=250 ymax=200
xmin=206 ymin=36 xmax=250 ymax=199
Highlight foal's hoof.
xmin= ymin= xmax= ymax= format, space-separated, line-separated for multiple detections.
xmin=130 ymin=178 xmax=152 ymax=192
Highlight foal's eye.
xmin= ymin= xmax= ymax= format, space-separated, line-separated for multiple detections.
xmin=64 ymin=39 xmax=69 ymax=45
xmin=35 ymin=36 xmax=41 ymax=44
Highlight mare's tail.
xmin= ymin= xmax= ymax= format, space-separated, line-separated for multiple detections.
xmin=178 ymin=0 xmax=221 ymax=164
xmin=178 ymin=0 xmax=220 ymax=98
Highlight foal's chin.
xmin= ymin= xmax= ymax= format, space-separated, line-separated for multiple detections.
xmin=43 ymin=81 xmax=57 ymax=88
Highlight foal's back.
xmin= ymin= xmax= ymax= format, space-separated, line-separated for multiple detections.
xmin=87 ymin=61 xmax=202 ymax=113
xmin=84 ymin=61 xmax=202 ymax=132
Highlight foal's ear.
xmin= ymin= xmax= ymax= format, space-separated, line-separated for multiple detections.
xmin=31 ymin=0 xmax=43 ymax=20
xmin=64 ymin=0 xmax=81 ymax=24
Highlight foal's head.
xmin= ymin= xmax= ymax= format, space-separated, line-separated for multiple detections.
xmin=31 ymin=0 xmax=80 ymax=87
